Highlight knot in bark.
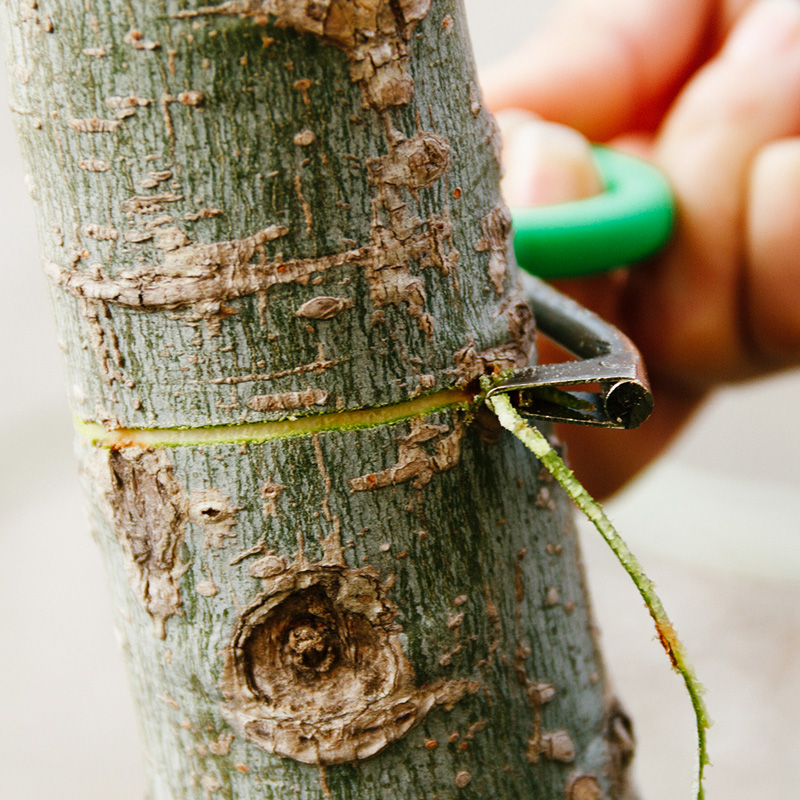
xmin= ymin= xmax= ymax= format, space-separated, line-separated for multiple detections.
xmin=285 ymin=617 xmax=338 ymax=675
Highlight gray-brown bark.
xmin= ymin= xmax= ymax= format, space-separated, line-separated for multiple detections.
xmin=1 ymin=1 xmax=635 ymax=797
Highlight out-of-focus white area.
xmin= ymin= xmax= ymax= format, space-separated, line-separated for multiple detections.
xmin=1 ymin=2 xmax=798 ymax=798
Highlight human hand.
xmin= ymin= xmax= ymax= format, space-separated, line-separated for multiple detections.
xmin=483 ymin=0 xmax=800 ymax=497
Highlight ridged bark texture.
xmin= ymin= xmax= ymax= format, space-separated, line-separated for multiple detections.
xmin=1 ymin=0 xmax=635 ymax=798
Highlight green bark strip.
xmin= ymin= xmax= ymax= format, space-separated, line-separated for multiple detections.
xmin=488 ymin=390 xmax=712 ymax=800
xmin=76 ymin=388 xmax=473 ymax=446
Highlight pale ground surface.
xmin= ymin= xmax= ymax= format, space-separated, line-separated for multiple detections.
xmin=1 ymin=2 xmax=799 ymax=798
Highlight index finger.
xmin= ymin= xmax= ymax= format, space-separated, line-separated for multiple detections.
xmin=480 ymin=0 xmax=714 ymax=141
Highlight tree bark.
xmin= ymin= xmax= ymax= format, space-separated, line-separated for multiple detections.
xmin=1 ymin=1 xmax=635 ymax=797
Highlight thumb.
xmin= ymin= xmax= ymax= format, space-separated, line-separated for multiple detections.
xmin=494 ymin=110 xmax=602 ymax=207
xmin=480 ymin=0 xmax=709 ymax=141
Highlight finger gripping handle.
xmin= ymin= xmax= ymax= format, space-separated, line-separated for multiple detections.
xmin=511 ymin=146 xmax=675 ymax=279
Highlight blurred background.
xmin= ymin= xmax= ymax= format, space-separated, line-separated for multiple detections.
xmin=1 ymin=2 xmax=799 ymax=798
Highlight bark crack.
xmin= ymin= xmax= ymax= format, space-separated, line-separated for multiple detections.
xmin=88 ymin=447 xmax=188 ymax=638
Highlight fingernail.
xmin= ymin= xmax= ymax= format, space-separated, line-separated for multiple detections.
xmin=495 ymin=111 xmax=602 ymax=207
xmin=725 ymin=0 xmax=800 ymax=61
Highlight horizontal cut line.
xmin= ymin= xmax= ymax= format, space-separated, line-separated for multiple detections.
xmin=76 ymin=389 xmax=474 ymax=449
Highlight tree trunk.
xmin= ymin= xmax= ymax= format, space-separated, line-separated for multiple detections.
xmin=0 ymin=1 xmax=635 ymax=797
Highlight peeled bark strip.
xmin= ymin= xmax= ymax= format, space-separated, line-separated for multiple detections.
xmin=1 ymin=1 xmax=636 ymax=798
